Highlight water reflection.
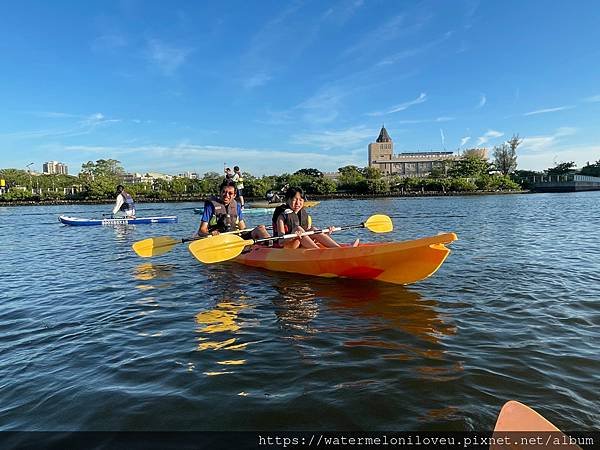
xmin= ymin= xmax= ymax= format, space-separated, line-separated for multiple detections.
xmin=132 ymin=263 xmax=175 ymax=291
xmin=262 ymin=274 xmax=462 ymax=379
xmin=271 ymin=284 xmax=319 ymax=334
xmin=111 ymin=224 xmax=136 ymax=241
xmin=194 ymin=268 xmax=253 ymax=374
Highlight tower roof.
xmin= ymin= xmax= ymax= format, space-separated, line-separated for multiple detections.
xmin=376 ymin=125 xmax=392 ymax=142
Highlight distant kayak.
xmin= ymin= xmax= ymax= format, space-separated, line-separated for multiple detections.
xmin=58 ymin=215 xmax=178 ymax=226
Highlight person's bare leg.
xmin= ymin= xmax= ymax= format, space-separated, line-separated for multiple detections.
xmin=313 ymin=233 xmax=340 ymax=248
xmin=251 ymin=225 xmax=270 ymax=239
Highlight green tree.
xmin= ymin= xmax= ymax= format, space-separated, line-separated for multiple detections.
xmin=199 ymin=171 xmax=223 ymax=195
xmin=493 ymin=134 xmax=521 ymax=175
xmin=169 ymin=177 xmax=187 ymax=195
xmin=337 ymin=165 xmax=365 ymax=190
xmin=81 ymin=159 xmax=125 ymax=178
xmin=294 ymin=168 xmax=323 ymax=178
xmin=448 ymin=155 xmax=491 ymax=178
xmin=580 ymin=160 xmax=600 ymax=177
xmin=361 ymin=166 xmax=382 ymax=179
xmin=308 ymin=177 xmax=336 ymax=195
xmin=546 ymin=161 xmax=577 ymax=176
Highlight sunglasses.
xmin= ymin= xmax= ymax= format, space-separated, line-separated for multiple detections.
xmin=222 ymin=190 xmax=236 ymax=196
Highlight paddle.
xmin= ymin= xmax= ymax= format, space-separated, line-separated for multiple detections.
xmin=132 ymin=226 xmax=271 ymax=258
xmin=188 ymin=214 xmax=393 ymax=264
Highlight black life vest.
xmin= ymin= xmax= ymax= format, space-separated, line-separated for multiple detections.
xmin=275 ymin=207 xmax=310 ymax=236
xmin=207 ymin=197 xmax=239 ymax=232
xmin=119 ymin=192 xmax=135 ymax=211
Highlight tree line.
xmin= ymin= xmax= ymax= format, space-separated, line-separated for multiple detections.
xmin=1 ymin=143 xmax=599 ymax=202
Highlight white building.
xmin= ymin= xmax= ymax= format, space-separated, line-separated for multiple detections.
xmin=43 ymin=161 xmax=69 ymax=175
xmin=177 ymin=171 xmax=199 ymax=179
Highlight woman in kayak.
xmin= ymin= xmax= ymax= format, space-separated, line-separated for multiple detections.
xmin=112 ymin=185 xmax=136 ymax=218
xmin=273 ymin=187 xmax=350 ymax=249
xmin=198 ymin=180 xmax=269 ymax=240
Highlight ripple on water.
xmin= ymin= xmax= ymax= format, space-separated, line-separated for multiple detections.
xmin=1 ymin=196 xmax=600 ymax=430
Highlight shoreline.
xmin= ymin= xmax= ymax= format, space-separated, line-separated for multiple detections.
xmin=0 ymin=190 xmax=529 ymax=207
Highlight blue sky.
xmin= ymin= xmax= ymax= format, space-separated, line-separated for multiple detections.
xmin=1 ymin=0 xmax=599 ymax=176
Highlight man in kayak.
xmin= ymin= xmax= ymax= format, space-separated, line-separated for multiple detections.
xmin=112 ymin=185 xmax=136 ymax=218
xmin=273 ymin=186 xmax=356 ymax=249
xmin=198 ymin=180 xmax=269 ymax=240
xmin=232 ymin=165 xmax=245 ymax=209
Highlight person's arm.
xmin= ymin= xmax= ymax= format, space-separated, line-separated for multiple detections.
xmin=276 ymin=216 xmax=286 ymax=238
xmin=112 ymin=194 xmax=123 ymax=214
xmin=237 ymin=204 xmax=245 ymax=229
xmin=198 ymin=203 xmax=213 ymax=235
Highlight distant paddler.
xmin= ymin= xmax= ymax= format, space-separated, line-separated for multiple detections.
xmin=112 ymin=185 xmax=136 ymax=219
xmin=198 ymin=180 xmax=270 ymax=240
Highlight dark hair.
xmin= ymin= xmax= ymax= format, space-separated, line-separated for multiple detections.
xmin=116 ymin=184 xmax=124 ymax=193
xmin=285 ymin=186 xmax=305 ymax=201
xmin=220 ymin=180 xmax=237 ymax=192
xmin=233 ymin=166 xmax=240 ymax=171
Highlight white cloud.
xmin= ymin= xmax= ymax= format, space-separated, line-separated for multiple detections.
xmin=476 ymin=130 xmax=503 ymax=146
xmin=80 ymin=113 xmax=121 ymax=128
xmin=62 ymin=143 xmax=366 ymax=175
xmin=290 ymin=126 xmax=373 ymax=150
xmin=295 ymin=87 xmax=346 ymax=124
xmin=377 ymin=31 xmax=453 ymax=67
xmin=29 ymin=111 xmax=78 ymax=119
xmin=460 ymin=136 xmax=471 ymax=147
xmin=583 ymin=94 xmax=600 ymax=103
xmin=395 ymin=116 xmax=454 ymax=125
xmin=477 ymin=94 xmax=486 ymax=109
xmin=91 ymin=34 xmax=128 ymax=52
xmin=242 ymin=72 xmax=272 ymax=89
xmin=367 ymin=93 xmax=427 ymax=116
xmin=0 ymin=112 xmax=121 ymax=140
xmin=523 ymin=105 xmax=574 ymax=116
xmin=519 ymin=127 xmax=577 ymax=153
xmin=518 ymin=144 xmax=599 ymax=171
xmin=146 ymin=39 xmax=190 ymax=75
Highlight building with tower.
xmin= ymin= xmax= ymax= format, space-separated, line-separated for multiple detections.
xmin=368 ymin=126 xmax=461 ymax=177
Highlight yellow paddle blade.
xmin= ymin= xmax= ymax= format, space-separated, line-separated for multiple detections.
xmin=188 ymin=234 xmax=253 ymax=264
xmin=364 ymin=214 xmax=393 ymax=233
xmin=132 ymin=236 xmax=180 ymax=258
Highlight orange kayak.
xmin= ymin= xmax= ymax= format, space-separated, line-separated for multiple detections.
xmin=234 ymin=232 xmax=457 ymax=285
xmin=492 ymin=400 xmax=581 ymax=450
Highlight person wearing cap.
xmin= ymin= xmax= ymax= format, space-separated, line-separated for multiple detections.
xmin=112 ymin=185 xmax=136 ymax=218
xmin=232 ymin=166 xmax=245 ymax=208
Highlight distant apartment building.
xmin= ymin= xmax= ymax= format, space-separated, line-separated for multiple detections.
xmin=368 ymin=126 xmax=463 ymax=177
xmin=122 ymin=172 xmax=173 ymax=184
xmin=177 ymin=171 xmax=199 ymax=179
xmin=43 ymin=161 xmax=68 ymax=175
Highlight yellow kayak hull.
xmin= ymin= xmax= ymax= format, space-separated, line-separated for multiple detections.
xmin=234 ymin=233 xmax=457 ymax=285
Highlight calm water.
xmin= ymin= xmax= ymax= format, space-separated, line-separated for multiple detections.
xmin=1 ymin=193 xmax=598 ymax=432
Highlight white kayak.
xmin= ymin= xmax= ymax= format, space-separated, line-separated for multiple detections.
xmin=58 ymin=215 xmax=178 ymax=226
